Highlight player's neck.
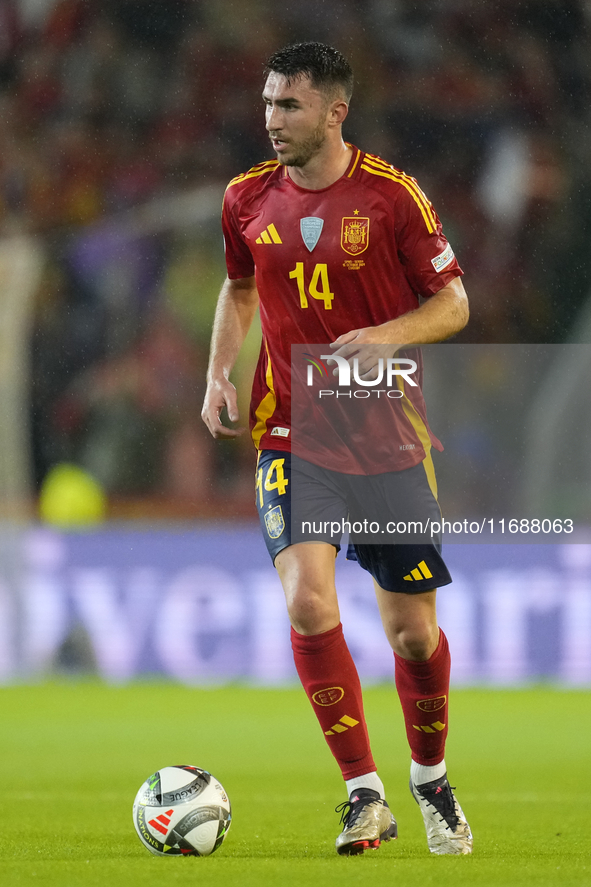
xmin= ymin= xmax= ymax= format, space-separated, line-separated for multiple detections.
xmin=287 ymin=141 xmax=352 ymax=190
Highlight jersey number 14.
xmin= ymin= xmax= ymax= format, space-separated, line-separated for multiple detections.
xmin=289 ymin=263 xmax=334 ymax=310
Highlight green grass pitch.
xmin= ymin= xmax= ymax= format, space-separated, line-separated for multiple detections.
xmin=1 ymin=683 xmax=589 ymax=887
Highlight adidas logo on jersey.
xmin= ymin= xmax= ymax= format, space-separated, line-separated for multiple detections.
xmin=403 ymin=560 xmax=433 ymax=582
xmin=256 ymin=223 xmax=282 ymax=244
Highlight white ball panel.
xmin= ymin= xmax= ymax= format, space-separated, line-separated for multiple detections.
xmin=184 ymin=819 xmax=219 ymax=856
xmin=159 ymin=766 xmax=204 ymax=794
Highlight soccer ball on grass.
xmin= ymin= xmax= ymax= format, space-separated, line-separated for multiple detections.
xmin=133 ymin=765 xmax=231 ymax=857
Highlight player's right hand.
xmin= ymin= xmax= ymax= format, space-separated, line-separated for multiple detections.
xmin=201 ymin=378 xmax=245 ymax=439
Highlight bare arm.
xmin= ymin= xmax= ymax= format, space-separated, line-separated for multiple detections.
xmin=201 ymin=275 xmax=259 ymax=439
xmin=330 ymin=276 xmax=469 ymax=372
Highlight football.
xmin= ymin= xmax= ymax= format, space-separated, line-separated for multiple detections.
xmin=132 ymin=765 xmax=231 ymax=857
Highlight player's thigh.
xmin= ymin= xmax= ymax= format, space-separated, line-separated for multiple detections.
xmin=276 ymin=542 xmax=341 ymax=634
xmin=276 ymin=540 xmax=339 ymax=607
xmin=255 ymin=450 xmax=345 ymax=632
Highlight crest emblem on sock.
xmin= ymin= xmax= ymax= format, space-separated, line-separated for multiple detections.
xmin=417 ymin=695 xmax=447 ymax=712
xmin=312 ymin=686 xmax=345 ymax=706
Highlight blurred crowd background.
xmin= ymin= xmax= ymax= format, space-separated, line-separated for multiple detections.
xmin=1 ymin=0 xmax=591 ymax=520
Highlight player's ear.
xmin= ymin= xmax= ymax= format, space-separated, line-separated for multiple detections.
xmin=329 ymin=98 xmax=349 ymax=127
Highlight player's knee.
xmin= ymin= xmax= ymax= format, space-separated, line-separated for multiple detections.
xmin=286 ymin=587 xmax=339 ymax=635
xmin=389 ymin=623 xmax=439 ymax=661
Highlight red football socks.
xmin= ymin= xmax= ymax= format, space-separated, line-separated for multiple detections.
xmin=394 ymin=629 xmax=451 ymax=765
xmin=291 ymin=623 xmax=376 ymax=780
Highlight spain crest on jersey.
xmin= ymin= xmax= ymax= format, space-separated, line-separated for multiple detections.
xmin=341 ymin=217 xmax=370 ymax=255
xmin=264 ymin=505 xmax=285 ymax=539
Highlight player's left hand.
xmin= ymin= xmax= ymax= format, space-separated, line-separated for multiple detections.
xmin=329 ymin=328 xmax=400 ymax=380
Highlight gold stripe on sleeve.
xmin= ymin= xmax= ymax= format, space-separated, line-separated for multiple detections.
xmin=251 ymin=342 xmax=277 ymax=449
xmin=226 ymin=161 xmax=280 ymax=191
xmin=364 ymin=155 xmax=436 ymax=224
xmin=360 ymin=158 xmax=437 ymax=233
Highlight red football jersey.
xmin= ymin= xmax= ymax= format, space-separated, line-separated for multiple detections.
xmin=222 ymin=146 xmax=463 ymax=472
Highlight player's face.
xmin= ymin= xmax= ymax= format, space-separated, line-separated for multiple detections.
xmin=263 ymin=72 xmax=331 ymax=168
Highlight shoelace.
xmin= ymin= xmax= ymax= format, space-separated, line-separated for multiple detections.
xmin=335 ymin=800 xmax=354 ymax=827
xmin=423 ymin=783 xmax=458 ymax=827
xmin=336 ymin=799 xmax=369 ymax=827
xmin=335 ymin=796 xmax=376 ymax=827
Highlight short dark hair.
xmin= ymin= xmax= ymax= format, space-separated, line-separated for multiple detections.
xmin=264 ymin=42 xmax=354 ymax=102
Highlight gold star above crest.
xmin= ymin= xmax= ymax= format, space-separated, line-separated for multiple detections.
xmin=353 ymin=209 xmax=360 ymax=215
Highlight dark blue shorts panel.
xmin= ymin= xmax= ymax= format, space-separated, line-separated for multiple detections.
xmin=255 ymin=450 xmax=291 ymax=563
xmin=351 ymin=542 xmax=451 ymax=593
xmin=255 ymin=449 xmax=343 ymax=563
xmin=255 ymin=449 xmax=451 ymax=591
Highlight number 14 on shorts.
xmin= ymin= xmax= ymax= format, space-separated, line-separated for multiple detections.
xmin=256 ymin=458 xmax=289 ymax=508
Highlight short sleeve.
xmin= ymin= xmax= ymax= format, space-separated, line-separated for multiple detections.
xmin=394 ymin=183 xmax=462 ymax=298
xmin=221 ymin=190 xmax=255 ymax=279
